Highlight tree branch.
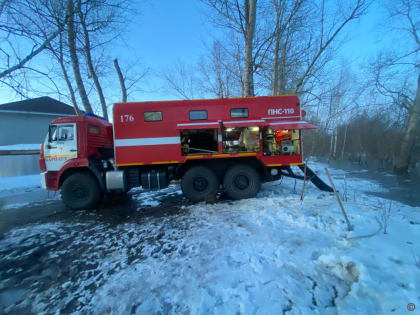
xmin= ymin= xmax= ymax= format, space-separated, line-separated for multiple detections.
xmin=0 ymin=26 xmax=63 ymax=79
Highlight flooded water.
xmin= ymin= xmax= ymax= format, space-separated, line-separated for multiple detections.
xmin=322 ymin=158 xmax=420 ymax=207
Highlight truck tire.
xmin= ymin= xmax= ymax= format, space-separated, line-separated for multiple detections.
xmin=223 ymin=164 xmax=260 ymax=200
xmin=61 ymin=172 xmax=102 ymax=210
xmin=181 ymin=166 xmax=218 ymax=202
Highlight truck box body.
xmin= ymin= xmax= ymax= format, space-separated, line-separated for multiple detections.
xmin=113 ymin=95 xmax=315 ymax=167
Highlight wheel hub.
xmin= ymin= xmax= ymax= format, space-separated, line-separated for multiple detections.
xmin=73 ymin=186 xmax=86 ymax=199
xmin=193 ymin=177 xmax=208 ymax=192
xmin=234 ymin=174 xmax=249 ymax=190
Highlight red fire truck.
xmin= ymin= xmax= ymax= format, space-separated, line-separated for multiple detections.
xmin=39 ymin=95 xmax=331 ymax=209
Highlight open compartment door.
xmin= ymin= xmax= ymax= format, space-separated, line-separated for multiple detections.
xmin=176 ymin=121 xmax=220 ymax=130
xmin=222 ymin=120 xmax=266 ymax=128
xmin=268 ymin=120 xmax=318 ymax=130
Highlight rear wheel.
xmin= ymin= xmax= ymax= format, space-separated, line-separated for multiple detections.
xmin=223 ymin=164 xmax=260 ymax=200
xmin=181 ymin=166 xmax=218 ymax=202
xmin=61 ymin=172 xmax=102 ymax=209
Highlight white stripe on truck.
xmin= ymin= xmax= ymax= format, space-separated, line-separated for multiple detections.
xmin=115 ymin=137 xmax=181 ymax=147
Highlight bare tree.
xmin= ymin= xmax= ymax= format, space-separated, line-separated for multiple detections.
xmin=271 ymin=0 xmax=304 ymax=95
xmin=0 ymin=0 xmax=10 ymax=16
xmin=294 ymin=0 xmax=369 ymax=93
xmin=373 ymin=0 xmax=420 ymax=175
xmin=201 ymin=0 xmax=259 ymax=97
xmin=66 ymin=0 xmax=93 ymax=113
xmin=76 ymin=0 xmax=107 ymax=119
xmin=0 ymin=0 xmax=66 ymax=83
xmin=114 ymin=58 xmax=127 ymax=102
xmin=162 ymin=60 xmax=198 ymax=100
xmin=243 ymin=0 xmax=257 ymax=96
xmin=1 ymin=0 xmax=137 ymax=117
xmin=201 ymin=0 xmax=369 ymax=100
xmin=198 ymin=40 xmax=242 ymax=98
xmin=47 ymin=31 xmax=81 ymax=115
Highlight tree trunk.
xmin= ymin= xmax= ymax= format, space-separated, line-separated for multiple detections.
xmin=57 ymin=33 xmax=80 ymax=115
xmin=62 ymin=64 xmax=81 ymax=116
xmin=328 ymin=132 xmax=333 ymax=162
xmin=332 ymin=128 xmax=338 ymax=159
xmin=278 ymin=42 xmax=287 ymax=94
xmin=329 ymin=128 xmax=338 ymax=160
xmin=48 ymin=31 xmax=80 ymax=115
xmin=114 ymin=58 xmax=127 ymax=102
xmin=272 ymin=32 xmax=287 ymax=95
xmin=242 ymin=0 xmax=256 ymax=97
xmin=77 ymin=1 xmax=108 ymax=119
xmin=271 ymin=5 xmax=280 ymax=96
xmin=341 ymin=123 xmax=348 ymax=160
xmin=395 ymin=73 xmax=420 ymax=175
xmin=66 ymin=0 xmax=93 ymax=113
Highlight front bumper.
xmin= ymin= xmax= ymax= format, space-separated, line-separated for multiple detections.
xmin=40 ymin=171 xmax=60 ymax=191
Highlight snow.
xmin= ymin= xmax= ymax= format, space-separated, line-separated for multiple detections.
xmin=0 ymin=174 xmax=57 ymax=210
xmin=0 ymin=144 xmax=41 ymax=151
xmin=0 ymin=174 xmax=40 ymax=191
xmin=131 ymin=184 xmax=183 ymax=207
xmin=1 ymin=160 xmax=419 ymax=314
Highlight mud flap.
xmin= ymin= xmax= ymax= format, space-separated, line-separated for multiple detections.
xmin=298 ymin=164 xmax=333 ymax=192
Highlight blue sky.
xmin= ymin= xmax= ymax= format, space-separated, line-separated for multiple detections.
xmin=0 ymin=0 xmax=387 ymax=105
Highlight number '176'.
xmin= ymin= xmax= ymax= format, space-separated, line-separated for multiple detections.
xmin=120 ymin=114 xmax=134 ymax=122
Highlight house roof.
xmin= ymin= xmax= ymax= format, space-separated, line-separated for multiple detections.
xmin=0 ymin=96 xmax=77 ymax=115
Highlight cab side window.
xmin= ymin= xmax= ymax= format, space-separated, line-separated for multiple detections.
xmin=49 ymin=125 xmax=75 ymax=142
xmin=58 ymin=126 xmax=74 ymax=140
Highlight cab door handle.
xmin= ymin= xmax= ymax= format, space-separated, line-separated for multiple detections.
xmin=70 ymin=149 xmax=77 ymax=152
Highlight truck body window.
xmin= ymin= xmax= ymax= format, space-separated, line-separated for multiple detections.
xmin=144 ymin=111 xmax=162 ymax=121
xmin=189 ymin=110 xmax=207 ymax=120
xmin=230 ymin=108 xmax=248 ymax=118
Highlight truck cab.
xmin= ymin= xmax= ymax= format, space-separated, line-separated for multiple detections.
xmin=40 ymin=115 xmax=114 ymax=209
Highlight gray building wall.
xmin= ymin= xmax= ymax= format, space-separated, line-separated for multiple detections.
xmin=0 ymin=112 xmax=64 ymax=146
xmin=0 ymin=154 xmax=40 ymax=178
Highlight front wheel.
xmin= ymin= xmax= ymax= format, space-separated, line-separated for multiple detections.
xmin=181 ymin=166 xmax=218 ymax=202
xmin=61 ymin=172 xmax=102 ymax=209
xmin=223 ymin=164 xmax=260 ymax=200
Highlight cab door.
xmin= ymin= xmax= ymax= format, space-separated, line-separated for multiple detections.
xmin=44 ymin=123 xmax=78 ymax=171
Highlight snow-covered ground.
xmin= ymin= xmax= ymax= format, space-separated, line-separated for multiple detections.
xmin=0 ymin=144 xmax=41 ymax=151
xmin=0 ymin=174 xmax=40 ymax=191
xmin=0 ymin=174 xmax=57 ymax=210
xmin=0 ymin=161 xmax=419 ymax=314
